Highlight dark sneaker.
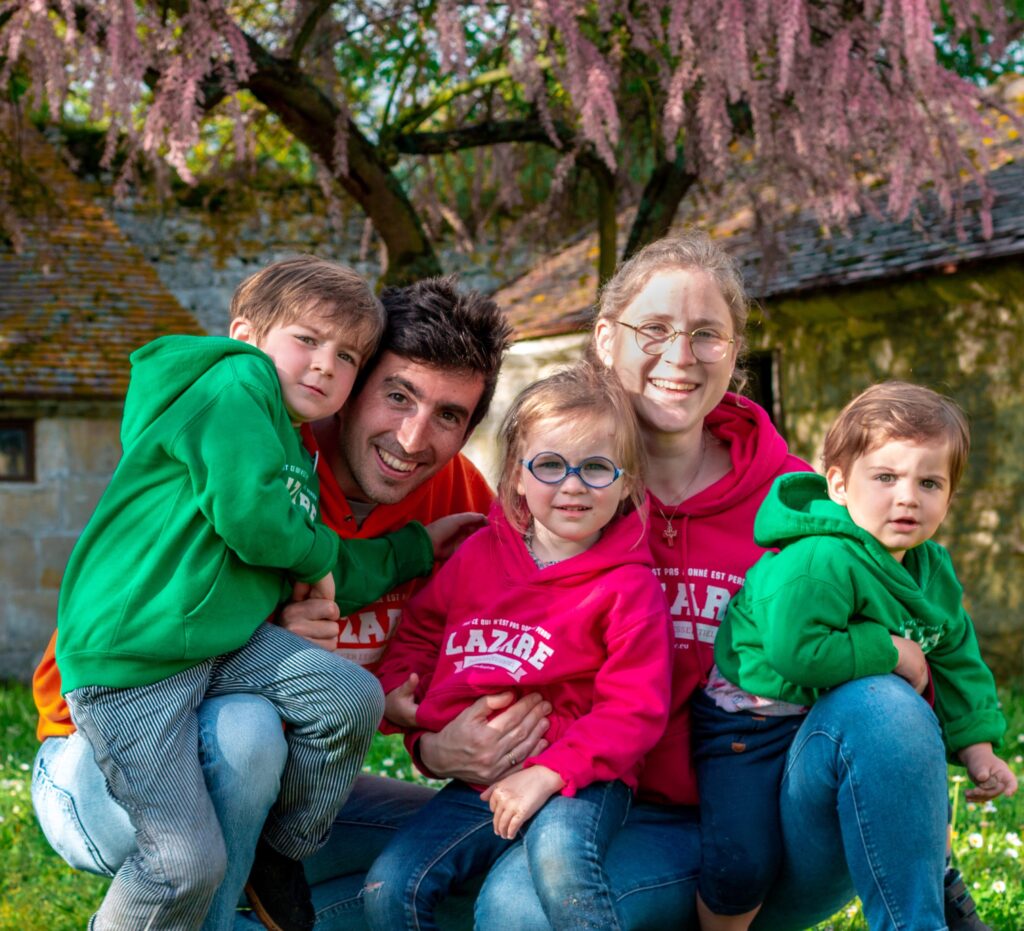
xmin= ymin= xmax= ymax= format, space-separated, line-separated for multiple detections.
xmin=244 ymin=838 xmax=315 ymax=931
xmin=944 ymin=868 xmax=994 ymax=931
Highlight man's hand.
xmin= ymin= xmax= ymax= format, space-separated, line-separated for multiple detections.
xmin=425 ymin=512 xmax=488 ymax=561
xmin=384 ymin=674 xmax=420 ymax=729
xmin=890 ymin=634 xmax=929 ymax=694
xmin=279 ymin=585 xmax=341 ymax=651
xmin=481 ymin=765 xmax=564 ymax=840
xmin=959 ymin=742 xmax=1019 ymax=801
xmin=417 ymin=691 xmax=551 ymax=784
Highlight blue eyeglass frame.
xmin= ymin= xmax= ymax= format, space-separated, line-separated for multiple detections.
xmin=520 ymin=452 xmax=623 ymax=489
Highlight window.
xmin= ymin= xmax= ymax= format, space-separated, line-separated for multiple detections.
xmin=745 ymin=350 xmax=784 ymax=434
xmin=0 ymin=420 xmax=35 ymax=481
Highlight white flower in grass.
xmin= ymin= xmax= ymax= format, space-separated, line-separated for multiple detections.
xmin=1005 ymin=848 xmax=1019 ymax=858
xmin=382 ymin=758 xmax=395 ymax=767
xmin=983 ymin=801 xmax=998 ymax=813
xmin=1006 ymin=832 xmax=1022 ymax=847
xmin=992 ymin=880 xmax=1006 ymax=893
xmin=395 ymin=769 xmax=406 ymax=780
xmin=1017 ymin=733 xmax=1024 ymax=743
xmin=968 ymin=833 xmax=984 ymax=848
xmin=845 ymin=904 xmax=859 ymax=917
xmin=18 ymin=763 xmax=29 ymax=771
xmin=1015 ymin=755 xmax=1024 ymax=765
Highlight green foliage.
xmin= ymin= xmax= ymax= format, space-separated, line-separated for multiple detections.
xmin=3 ymin=680 xmax=1023 ymax=930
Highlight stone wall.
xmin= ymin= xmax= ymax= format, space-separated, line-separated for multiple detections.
xmin=0 ymin=414 xmax=121 ymax=682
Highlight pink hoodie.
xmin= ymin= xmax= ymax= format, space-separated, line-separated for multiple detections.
xmin=637 ymin=393 xmax=811 ymax=806
xmin=377 ymin=500 xmax=673 ymax=796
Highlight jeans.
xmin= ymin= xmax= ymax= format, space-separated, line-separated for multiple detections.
xmin=691 ymin=690 xmax=804 ymax=915
xmin=476 ymin=676 xmax=948 ymax=931
xmin=32 ymin=693 xmax=287 ymax=931
xmin=62 ymin=623 xmax=383 ymax=929
xmin=363 ymin=779 xmax=631 ymax=931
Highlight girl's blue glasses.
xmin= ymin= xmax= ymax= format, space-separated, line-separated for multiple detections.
xmin=521 ymin=452 xmax=623 ymax=489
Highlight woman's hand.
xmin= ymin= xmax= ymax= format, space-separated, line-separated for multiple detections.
xmin=278 ymin=586 xmax=341 ymax=651
xmin=417 ymin=691 xmax=551 ymax=784
xmin=959 ymin=743 xmax=1019 ymax=801
xmin=890 ymin=634 xmax=929 ymax=694
xmin=481 ymin=765 xmax=565 ymax=840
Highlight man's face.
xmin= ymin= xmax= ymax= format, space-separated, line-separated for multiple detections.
xmin=335 ymin=352 xmax=486 ymax=504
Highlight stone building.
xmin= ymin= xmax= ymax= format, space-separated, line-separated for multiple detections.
xmin=488 ymin=159 xmax=1024 ymax=680
xmin=0 ymin=121 xmax=203 ymax=682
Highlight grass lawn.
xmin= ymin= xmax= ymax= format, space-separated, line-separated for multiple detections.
xmin=3 ymin=681 xmax=1023 ymax=931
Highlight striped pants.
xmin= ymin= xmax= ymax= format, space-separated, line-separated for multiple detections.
xmin=65 ymin=621 xmax=384 ymax=931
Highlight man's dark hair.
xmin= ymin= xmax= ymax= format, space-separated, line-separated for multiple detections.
xmin=378 ymin=276 xmax=513 ymax=432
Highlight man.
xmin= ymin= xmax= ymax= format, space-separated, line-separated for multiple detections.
xmin=31 ymin=277 xmax=551 ymax=931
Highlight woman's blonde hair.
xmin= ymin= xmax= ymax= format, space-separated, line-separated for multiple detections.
xmin=497 ymin=362 xmax=648 ymax=534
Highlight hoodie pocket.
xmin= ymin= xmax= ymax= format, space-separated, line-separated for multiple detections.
xmin=183 ymin=550 xmax=277 ymax=660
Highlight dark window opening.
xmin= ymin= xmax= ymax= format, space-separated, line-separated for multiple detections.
xmin=0 ymin=420 xmax=35 ymax=482
xmin=744 ymin=350 xmax=784 ymax=434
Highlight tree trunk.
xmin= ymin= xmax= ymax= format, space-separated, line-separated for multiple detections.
xmin=243 ymin=41 xmax=441 ymax=286
xmin=623 ymin=152 xmax=697 ymax=261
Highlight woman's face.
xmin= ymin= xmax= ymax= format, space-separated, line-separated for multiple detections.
xmin=594 ymin=268 xmax=738 ymax=437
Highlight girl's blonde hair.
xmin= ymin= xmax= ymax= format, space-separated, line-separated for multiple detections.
xmin=497 ymin=362 xmax=648 ymax=534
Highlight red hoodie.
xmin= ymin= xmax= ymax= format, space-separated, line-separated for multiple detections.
xmin=377 ymin=501 xmax=673 ymax=797
xmin=637 ymin=393 xmax=811 ymax=806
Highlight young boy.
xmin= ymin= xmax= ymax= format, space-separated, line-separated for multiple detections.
xmin=56 ymin=256 xmax=473 ymax=931
xmin=694 ymin=381 xmax=1017 ymax=931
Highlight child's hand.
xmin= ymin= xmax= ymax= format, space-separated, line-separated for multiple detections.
xmin=306 ymin=571 xmax=336 ymax=605
xmin=958 ymin=743 xmax=1019 ymax=801
xmin=480 ymin=765 xmax=565 ymax=840
xmin=890 ymin=634 xmax=928 ymax=694
xmin=383 ymin=674 xmax=420 ymax=729
xmin=425 ymin=513 xmax=487 ymax=561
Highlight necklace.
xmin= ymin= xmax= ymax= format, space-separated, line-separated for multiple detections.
xmin=656 ymin=431 xmax=707 ymax=545
xmin=523 ymin=530 xmax=561 ymax=569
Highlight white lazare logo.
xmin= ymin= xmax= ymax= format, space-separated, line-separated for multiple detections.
xmin=445 ymin=618 xmax=554 ymax=682
xmin=283 ymin=474 xmax=318 ymax=520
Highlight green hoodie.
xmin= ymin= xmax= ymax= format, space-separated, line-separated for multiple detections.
xmin=58 ymin=335 xmax=432 ymax=692
xmin=715 ymin=472 xmax=1004 ymax=755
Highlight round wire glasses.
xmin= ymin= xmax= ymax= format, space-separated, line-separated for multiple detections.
xmin=615 ymin=320 xmax=734 ymax=363
xmin=520 ymin=452 xmax=623 ymax=489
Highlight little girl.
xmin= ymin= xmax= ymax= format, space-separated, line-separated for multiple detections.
xmin=363 ymin=362 xmax=674 ymax=931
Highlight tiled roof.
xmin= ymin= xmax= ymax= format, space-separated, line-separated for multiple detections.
xmin=0 ymin=118 xmax=203 ymax=401
xmin=495 ymin=159 xmax=1024 ymax=340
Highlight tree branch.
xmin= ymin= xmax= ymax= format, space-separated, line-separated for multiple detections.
xmin=290 ymin=0 xmax=336 ymax=63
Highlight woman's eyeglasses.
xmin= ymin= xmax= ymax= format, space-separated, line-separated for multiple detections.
xmin=521 ymin=452 xmax=623 ymax=489
xmin=615 ymin=320 xmax=734 ymax=363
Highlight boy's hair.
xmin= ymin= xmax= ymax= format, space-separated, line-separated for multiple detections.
xmin=823 ymin=381 xmax=971 ymax=492
xmin=230 ymin=255 xmax=384 ymax=356
xmin=378 ymin=276 xmax=512 ymax=432
xmin=497 ymin=362 xmax=648 ymax=534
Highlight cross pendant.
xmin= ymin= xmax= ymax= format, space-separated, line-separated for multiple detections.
xmin=662 ymin=520 xmax=677 ymax=544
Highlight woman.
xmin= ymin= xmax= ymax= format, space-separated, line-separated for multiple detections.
xmin=470 ymin=233 xmax=950 ymax=929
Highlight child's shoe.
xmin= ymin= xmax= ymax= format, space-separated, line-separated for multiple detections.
xmin=244 ymin=838 xmax=315 ymax=931
xmin=944 ymin=867 xmax=993 ymax=931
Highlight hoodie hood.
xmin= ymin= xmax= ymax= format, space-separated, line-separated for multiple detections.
xmin=122 ymin=335 xmax=273 ymax=448
xmin=755 ymin=472 xmax=943 ymax=598
xmin=487 ymin=495 xmax=654 ymax=585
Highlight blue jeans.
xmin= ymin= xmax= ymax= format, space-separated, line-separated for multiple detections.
xmin=32 ymin=693 xmax=287 ymax=931
xmin=691 ymin=690 xmax=804 ymax=914
xmin=363 ymin=779 xmax=631 ymax=931
xmin=476 ymin=676 xmax=949 ymax=931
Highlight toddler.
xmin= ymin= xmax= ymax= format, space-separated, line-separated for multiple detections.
xmin=696 ymin=381 xmax=1016 ymax=931
xmin=364 ymin=362 xmax=674 ymax=930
